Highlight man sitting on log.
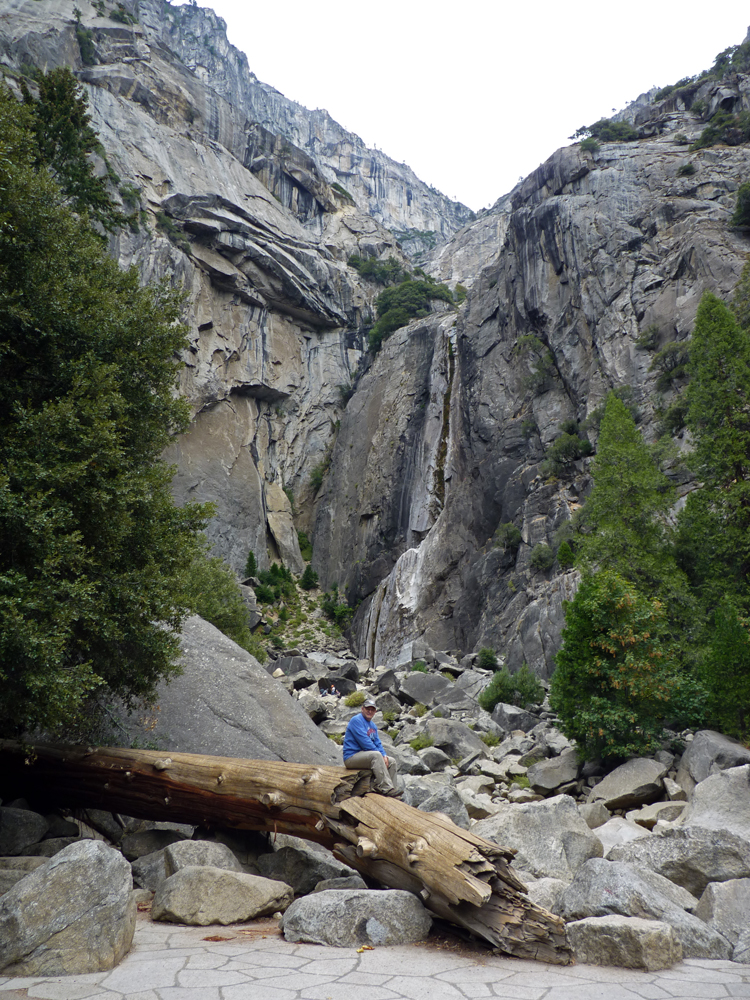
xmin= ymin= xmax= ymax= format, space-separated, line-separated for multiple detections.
xmin=343 ymin=697 xmax=402 ymax=797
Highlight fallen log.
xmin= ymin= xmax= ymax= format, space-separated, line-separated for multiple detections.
xmin=0 ymin=740 xmax=571 ymax=963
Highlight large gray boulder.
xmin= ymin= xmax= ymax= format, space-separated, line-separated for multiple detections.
xmin=114 ymin=616 xmax=340 ymax=763
xmin=526 ymin=748 xmax=579 ymax=795
xmin=609 ymin=826 xmax=750 ymax=897
xmin=595 ymin=817 xmax=651 ymax=858
xmin=423 ymin=718 xmax=486 ymax=760
xmin=151 ymin=866 xmax=292 ymax=925
xmin=398 ymin=670 xmax=453 ymax=707
xmin=417 ymin=785 xmax=471 ymax=829
xmin=587 ymin=759 xmax=667 ymax=811
xmin=555 ymin=858 xmax=731 ymax=959
xmin=490 ymin=703 xmax=541 ymax=733
xmin=472 ymin=794 xmax=602 ymax=880
xmin=256 ymin=844 xmax=355 ymax=895
xmin=0 ymin=840 xmax=135 ymax=975
xmin=678 ymin=764 xmax=750 ymax=841
xmin=130 ymin=849 xmax=169 ymax=891
xmin=566 ymin=915 xmax=683 ymax=971
xmin=281 ymin=889 xmax=432 ymax=947
xmin=165 ymin=839 xmax=244 ymax=875
xmin=694 ymin=878 xmax=750 ymax=947
xmin=0 ymin=808 xmax=49 ymax=856
xmin=676 ymin=731 xmax=750 ymax=793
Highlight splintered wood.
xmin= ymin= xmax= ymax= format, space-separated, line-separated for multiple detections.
xmin=0 ymin=740 xmax=571 ymax=963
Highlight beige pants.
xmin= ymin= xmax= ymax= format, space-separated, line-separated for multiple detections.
xmin=344 ymin=750 xmax=398 ymax=793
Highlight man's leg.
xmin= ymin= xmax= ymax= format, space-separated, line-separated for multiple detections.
xmin=344 ymin=750 xmax=394 ymax=792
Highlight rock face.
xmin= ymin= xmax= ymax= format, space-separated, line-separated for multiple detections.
xmin=0 ymin=841 xmax=135 ymax=976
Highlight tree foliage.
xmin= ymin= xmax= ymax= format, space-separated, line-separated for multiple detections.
xmin=21 ymin=68 xmax=126 ymax=231
xmin=369 ymin=278 xmax=454 ymax=352
xmin=550 ymin=572 xmax=688 ymax=760
xmin=0 ymin=84 xmax=209 ymax=737
xmin=478 ymin=662 xmax=544 ymax=713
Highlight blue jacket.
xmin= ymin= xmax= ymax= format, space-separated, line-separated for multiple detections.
xmin=343 ymin=711 xmax=386 ymax=761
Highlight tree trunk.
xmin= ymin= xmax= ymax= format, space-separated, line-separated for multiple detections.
xmin=0 ymin=741 xmax=570 ymax=963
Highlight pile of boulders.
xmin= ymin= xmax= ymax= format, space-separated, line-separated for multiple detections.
xmin=2 ymin=636 xmax=750 ymax=976
xmin=277 ymin=639 xmax=750 ymax=970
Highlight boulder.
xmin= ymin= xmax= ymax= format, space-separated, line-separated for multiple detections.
xmin=26 ymin=836 xmax=80 ymax=857
xmin=397 ymin=670 xmax=452 ymax=707
xmin=112 ymin=616 xmax=341 ymax=764
xmin=524 ymin=876 xmax=568 ymax=913
xmin=595 ymin=817 xmax=651 ymax=858
xmin=165 ymin=839 xmax=244 ymax=875
xmin=120 ymin=829 xmax=187 ymax=861
xmin=735 ymin=927 xmax=750 ymax=964
xmin=256 ymin=844 xmax=355 ymax=895
xmin=457 ymin=787 xmax=499 ymax=820
xmin=472 ymin=794 xmax=602 ymax=881
xmin=454 ymin=669 xmax=492 ymax=700
xmin=626 ymin=801 xmax=686 ymax=829
xmin=675 ymin=730 xmax=750 ymax=794
xmin=417 ymin=785 xmax=471 ymax=829
xmin=0 ymin=840 xmax=135 ymax=975
xmin=663 ymin=777 xmax=687 ymax=802
xmin=555 ymin=858 xmax=731 ymax=959
xmin=0 ymin=808 xmax=49 ymax=856
xmin=418 ymin=746 xmax=452 ymax=771
xmin=281 ymin=889 xmax=432 ymax=947
xmin=587 ymin=758 xmax=667 ymax=811
xmin=151 ymin=866 xmax=292 ymax=925
xmin=694 ymin=878 xmax=750 ymax=946
xmin=130 ymin=849 xmax=168 ymax=891
xmin=579 ymin=802 xmax=611 ymax=830
xmin=566 ymin=915 xmax=683 ymax=971
xmin=423 ymin=718 xmax=486 ymax=760
xmin=312 ymin=876 xmax=367 ymax=893
xmin=608 ymin=825 xmax=750 ymax=897
xmin=526 ymin=748 xmax=579 ymax=795
xmin=490 ymin=703 xmax=541 ymax=733
xmin=678 ymin=764 xmax=750 ymax=841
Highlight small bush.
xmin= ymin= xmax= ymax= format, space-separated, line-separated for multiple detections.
xmin=494 ymin=522 xmax=522 ymax=554
xmin=514 ymin=662 xmax=545 ymax=707
xmin=557 ymin=540 xmax=575 ymax=568
xmin=580 ymin=136 xmax=600 ymax=153
xmin=297 ymin=530 xmax=313 ymax=562
xmin=369 ymin=278 xmax=454 ymax=353
xmin=412 ymin=703 xmax=428 ymax=718
xmin=411 ymin=660 xmax=428 ymax=672
xmin=300 ymin=564 xmax=318 ymax=590
xmin=512 ymin=775 xmax=531 ymax=789
xmin=244 ymin=550 xmax=257 ymax=578
xmin=477 ymin=667 xmax=516 ymax=711
xmin=382 ymin=710 xmax=398 ymax=723
xmin=345 ymin=691 xmax=366 ymax=708
xmin=732 ymin=182 xmax=750 ymax=228
xmin=328 ymin=733 xmax=344 ymax=745
xmin=409 ymin=733 xmax=434 ymax=751
xmin=477 ymin=647 xmax=499 ymax=670
xmin=480 ymin=733 xmax=500 ymax=747
xmin=255 ymin=583 xmax=274 ymax=603
xmin=529 ymin=543 xmax=555 ymax=572
xmin=677 ymin=162 xmax=697 ymax=177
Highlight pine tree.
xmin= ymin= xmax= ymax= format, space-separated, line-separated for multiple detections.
xmin=678 ymin=292 xmax=750 ymax=609
xmin=550 ymin=572 xmax=685 ymax=760
xmin=576 ymin=392 xmax=688 ymax=610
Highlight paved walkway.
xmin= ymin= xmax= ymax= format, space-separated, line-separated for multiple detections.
xmin=1 ymin=917 xmax=749 ymax=1000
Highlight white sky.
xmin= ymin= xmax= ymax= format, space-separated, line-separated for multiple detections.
xmin=197 ymin=1 xmax=750 ymax=212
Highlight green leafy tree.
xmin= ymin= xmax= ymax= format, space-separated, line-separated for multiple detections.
xmin=550 ymin=572 xmax=687 ymax=760
xmin=0 ymin=86 xmax=209 ymax=737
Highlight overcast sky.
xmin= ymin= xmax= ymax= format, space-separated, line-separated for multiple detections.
xmin=197 ymin=1 xmax=750 ymax=212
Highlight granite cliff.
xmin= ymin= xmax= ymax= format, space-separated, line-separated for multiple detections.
xmin=2 ymin=0 xmax=750 ymax=673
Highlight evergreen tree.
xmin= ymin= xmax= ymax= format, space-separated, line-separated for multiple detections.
xmin=699 ymin=598 xmax=750 ymax=739
xmin=0 ymin=85 xmax=209 ymax=736
xmin=550 ymin=572 xmax=688 ymax=760
xmin=576 ymin=392 xmax=689 ymax=615
xmin=678 ymin=292 xmax=750 ymax=610
xmin=21 ymin=67 xmax=125 ymax=230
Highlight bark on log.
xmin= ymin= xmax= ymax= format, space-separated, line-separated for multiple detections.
xmin=0 ymin=741 xmax=570 ymax=963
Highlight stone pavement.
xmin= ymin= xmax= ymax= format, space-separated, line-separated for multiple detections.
xmin=1 ymin=917 xmax=749 ymax=1000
